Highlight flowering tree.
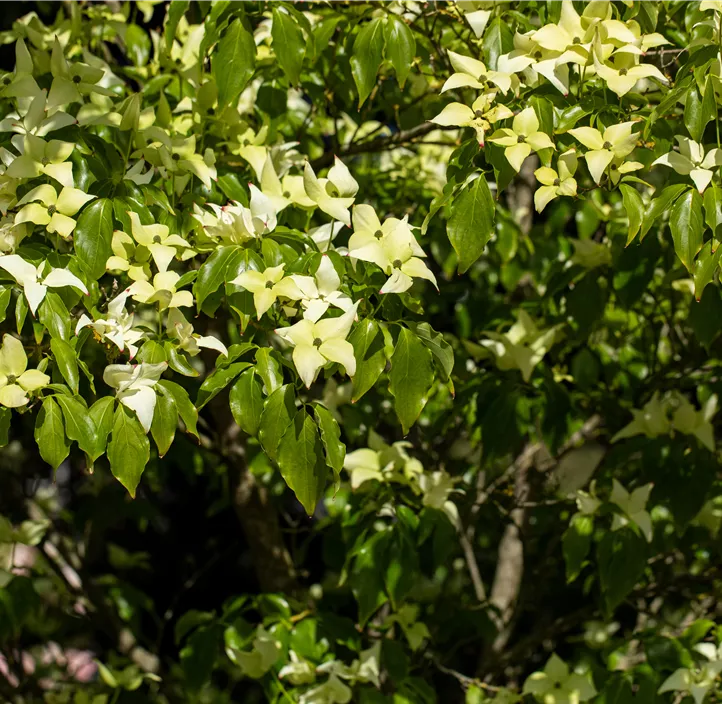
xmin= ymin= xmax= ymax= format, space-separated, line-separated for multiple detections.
xmin=1 ymin=1 xmax=722 ymax=703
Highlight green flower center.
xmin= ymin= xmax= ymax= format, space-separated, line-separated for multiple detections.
xmin=6 ymin=375 xmax=16 ymax=384
xmin=2 ymin=75 xmax=11 ymax=86
xmin=72 ymin=75 xmax=82 ymax=84
xmin=553 ymin=178 xmax=560 ymax=187
xmin=573 ymin=36 xmax=581 ymax=44
xmin=328 ymin=187 xmax=339 ymax=197
xmin=175 ymin=58 xmax=182 ymax=66
xmin=475 ymin=109 xmax=484 ymax=119
xmin=534 ymin=51 xmax=542 ymax=60
xmin=283 ymin=191 xmax=291 ymax=198
xmin=172 ymin=153 xmax=181 ymax=161
xmin=242 ymin=139 xmax=250 ymax=146
xmin=517 ymin=135 xmax=526 ymax=143
xmin=153 ymin=235 xmax=162 ymax=244
xmin=374 ymin=229 xmax=383 ymax=240
xmin=619 ymin=68 xmax=628 ymax=76
xmin=603 ymin=141 xmax=612 ymax=150
xmin=265 ymin=280 xmax=274 ymax=289
xmin=477 ymin=74 xmax=487 ymax=82
xmin=47 ymin=205 xmax=56 ymax=216
xmin=41 ymin=157 xmax=49 ymax=166
xmin=207 ymin=107 xmax=215 ymax=116
xmin=610 ymin=163 xmax=618 ymax=170
xmin=313 ymin=337 xmax=322 ymax=348
xmin=393 ymin=259 xmax=403 ymax=268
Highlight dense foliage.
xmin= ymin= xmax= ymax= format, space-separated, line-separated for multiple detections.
xmin=1 ymin=1 xmax=722 ymax=702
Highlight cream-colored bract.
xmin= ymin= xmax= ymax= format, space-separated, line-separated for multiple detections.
xmin=103 ymin=362 xmax=168 ymax=433
xmin=0 ymin=254 xmax=87 ymax=314
xmin=0 ymin=334 xmax=48 ymax=408
xmin=275 ymin=302 xmax=359 ymax=388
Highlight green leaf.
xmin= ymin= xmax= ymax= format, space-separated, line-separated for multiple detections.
xmin=389 ymin=327 xmax=434 ymax=435
xmin=259 ymin=384 xmax=296 ymax=463
xmin=384 ymin=15 xmax=415 ymax=88
xmin=690 ymin=284 xmax=722 ymax=346
xmin=278 ymin=411 xmax=326 ymax=515
xmin=684 ymin=88 xmax=704 ymax=143
xmin=0 ymin=287 xmax=12 ymax=325
xmin=637 ymin=0 xmax=658 ymax=32
xmin=55 ymin=395 xmax=96 ymax=459
xmin=39 ymin=292 xmax=70 ymax=341
xmin=703 ymin=181 xmax=722 ymax=238
xmin=164 ymin=343 xmax=198 ymax=378
xmin=312 ymin=404 xmax=345 ymax=478
xmin=562 ymin=513 xmax=593 ymax=583
xmin=216 ymin=174 xmax=249 ymax=205
xmin=641 ymin=183 xmax=688 ymax=239
xmin=125 ymin=24 xmax=151 ymax=67
xmin=254 ymin=347 xmax=283 ymax=395
xmin=0 ymin=407 xmax=11 ymax=447
xmin=15 ymin=290 xmax=27 ymax=334
xmin=620 ymin=184 xmax=644 ymax=246
xmin=50 ymin=338 xmax=79 ymax=394
xmin=350 ymin=17 xmax=385 ymax=108
xmin=108 ymin=405 xmax=150 ymax=498
xmin=555 ymin=104 xmax=593 ymax=133
xmin=137 ymin=340 xmax=167 ymax=365
xmin=409 ymin=322 xmax=453 ymax=381
xmin=151 ymin=390 xmax=177 ymax=458
xmin=74 ymin=198 xmax=113 ymax=281
xmin=447 ymin=176 xmax=495 ymax=274
xmin=670 ymin=188 xmax=704 ymax=272
xmin=157 ymin=380 xmax=199 ymax=440
xmin=88 ymin=396 xmax=115 ymax=460
xmin=194 ymin=245 xmax=241 ymax=312
xmin=271 ymin=6 xmax=305 ymax=85
xmin=693 ymin=240 xmax=722 ymax=301
xmin=597 ymin=528 xmax=647 ymax=612
xmin=165 ymin=0 xmax=190 ymax=49
xmin=196 ymin=362 xmax=250 ymax=408
xmin=229 ymin=369 xmax=264 ymax=436
xmin=348 ymin=318 xmax=386 ymax=402
xmin=701 ymin=77 xmax=718 ymax=138
xmin=34 ymin=397 xmax=69 ymax=471
xmin=482 ymin=16 xmax=513 ymax=70
xmin=213 ymin=18 xmax=256 ymax=109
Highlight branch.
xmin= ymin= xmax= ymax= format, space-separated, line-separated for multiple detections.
xmin=310 ymin=122 xmax=455 ymax=170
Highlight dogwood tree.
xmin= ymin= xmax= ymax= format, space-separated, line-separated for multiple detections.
xmin=0 ymin=1 xmax=722 ymax=703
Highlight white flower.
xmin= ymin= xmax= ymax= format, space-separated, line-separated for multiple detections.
xmin=278 ymin=651 xmax=315 ymax=686
xmin=348 ymin=205 xmax=436 ymax=294
xmin=303 ymin=158 xmax=358 ymax=226
xmin=0 ymin=254 xmax=87 ymax=314
xmin=76 ymin=288 xmax=145 ymax=359
xmin=0 ymin=334 xmax=49 ymax=408
xmin=479 ymin=310 xmax=559 ymax=382
xmin=290 ymin=255 xmax=354 ymax=322
xmin=128 ymin=271 xmax=193 ymax=310
xmin=523 ymin=654 xmax=597 ymax=704
xmin=658 ymin=643 xmax=722 ymax=704
xmin=127 ymin=212 xmax=192 ymax=273
xmin=609 ymin=479 xmax=654 ymax=542
xmin=103 ymin=362 xmax=168 ymax=433
xmin=489 ymin=107 xmax=556 ymax=172
xmin=275 ymin=303 xmax=359 ymax=388
xmin=441 ymin=50 xmax=519 ymax=94
xmin=166 ymin=308 xmax=227 ymax=357
xmin=15 ymin=184 xmax=95 ymax=239
xmin=652 ymin=137 xmax=722 ymax=194
xmin=231 ymin=263 xmax=308 ymax=319
xmin=568 ymin=122 xmax=638 ymax=184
